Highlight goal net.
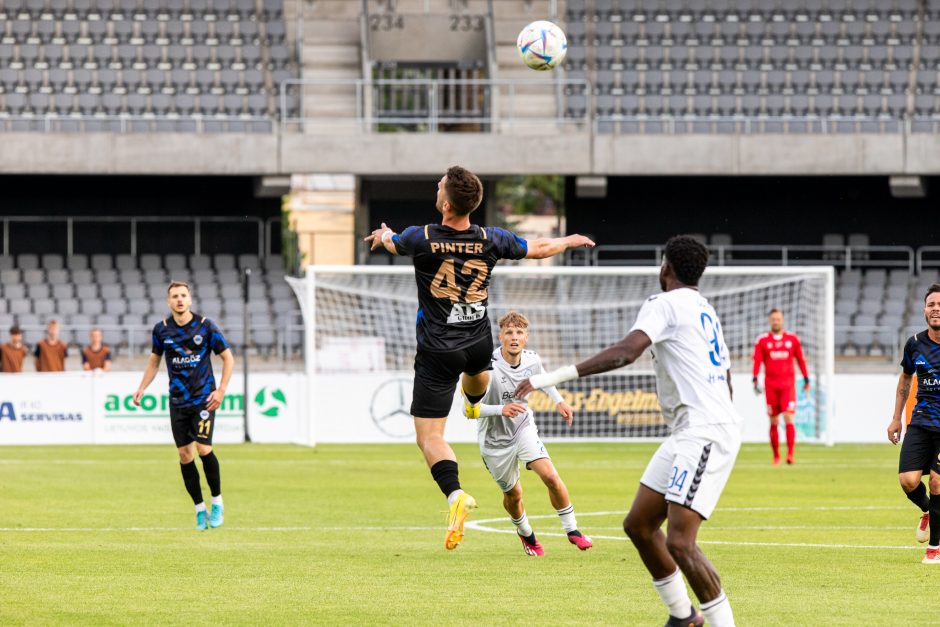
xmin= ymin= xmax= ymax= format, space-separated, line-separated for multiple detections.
xmin=288 ymin=266 xmax=834 ymax=446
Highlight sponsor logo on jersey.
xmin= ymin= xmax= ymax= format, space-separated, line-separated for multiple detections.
xmin=769 ymin=350 xmax=790 ymax=359
xmin=164 ymin=339 xmax=174 ymax=344
xmin=171 ymin=354 xmax=202 ymax=366
xmin=922 ymin=378 xmax=940 ymax=387
xmin=446 ymin=302 xmax=486 ymax=324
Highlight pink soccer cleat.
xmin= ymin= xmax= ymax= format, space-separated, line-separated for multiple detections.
xmin=567 ymin=530 xmax=593 ymax=550
xmin=923 ymin=547 xmax=940 ymax=564
xmin=519 ymin=532 xmax=544 ymax=556
xmin=917 ymin=512 xmax=930 ymax=544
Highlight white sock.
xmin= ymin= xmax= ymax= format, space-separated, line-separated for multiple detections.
xmin=511 ymin=513 xmax=533 ymax=537
xmin=652 ymin=568 xmax=693 ymax=619
xmin=556 ymin=503 xmax=577 ymax=533
xmin=447 ymin=489 xmax=463 ymax=506
xmin=701 ymin=590 xmax=735 ymax=627
xmin=211 ymin=495 xmax=223 ymax=506
xmin=195 ymin=502 xmax=207 ymax=513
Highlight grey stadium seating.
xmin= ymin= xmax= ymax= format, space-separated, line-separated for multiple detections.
xmin=566 ymin=0 xmax=935 ymax=133
xmin=0 ymin=0 xmax=294 ymax=132
xmin=0 ymin=252 xmax=299 ymax=358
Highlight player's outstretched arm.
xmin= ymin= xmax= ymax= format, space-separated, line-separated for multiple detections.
xmin=515 ymin=330 xmax=652 ymax=398
xmin=524 ymin=234 xmax=595 ymax=259
xmin=363 ymin=222 xmax=399 ymax=255
xmin=888 ymin=371 xmax=913 ymax=444
xmin=132 ymin=353 xmax=162 ymax=406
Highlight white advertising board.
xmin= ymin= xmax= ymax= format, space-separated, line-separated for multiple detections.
xmin=0 ymin=373 xmax=95 ymax=445
xmin=0 ymin=372 xmax=302 ymax=445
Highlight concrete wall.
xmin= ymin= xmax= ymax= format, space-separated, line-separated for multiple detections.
xmin=2 ymin=131 xmax=939 ymax=176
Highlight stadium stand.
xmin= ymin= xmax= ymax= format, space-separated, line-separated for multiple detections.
xmin=564 ymin=0 xmax=932 ymax=133
xmin=0 ymin=252 xmax=302 ymax=360
xmin=0 ymin=0 xmax=295 ymax=132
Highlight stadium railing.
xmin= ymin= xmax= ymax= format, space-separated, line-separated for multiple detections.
xmin=278 ymin=77 xmax=592 ymax=132
xmin=0 ymin=215 xmax=280 ymax=259
xmin=568 ymin=244 xmax=916 ymax=271
xmin=593 ymin=115 xmax=908 ymax=135
xmin=0 ymin=115 xmax=277 ymax=134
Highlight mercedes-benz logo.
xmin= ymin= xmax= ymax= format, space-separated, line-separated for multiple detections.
xmin=370 ymin=378 xmax=414 ymax=438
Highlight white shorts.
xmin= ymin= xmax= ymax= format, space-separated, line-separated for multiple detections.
xmin=480 ymin=425 xmax=549 ymax=493
xmin=639 ymin=423 xmax=742 ymax=520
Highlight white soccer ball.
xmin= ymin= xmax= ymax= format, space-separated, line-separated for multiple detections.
xmin=517 ymin=20 xmax=567 ymax=71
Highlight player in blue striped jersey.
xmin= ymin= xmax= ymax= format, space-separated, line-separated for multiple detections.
xmin=888 ymin=283 xmax=940 ymax=564
xmin=133 ymin=281 xmax=235 ymax=531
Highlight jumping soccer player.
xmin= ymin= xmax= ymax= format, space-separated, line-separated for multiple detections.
xmin=466 ymin=310 xmax=592 ymax=556
xmin=365 ymin=165 xmax=594 ymax=550
xmin=887 ymin=283 xmax=940 ymax=564
xmin=516 ymin=236 xmax=741 ymax=627
xmin=133 ymin=281 xmax=234 ymax=531
xmin=752 ymin=308 xmax=810 ymax=465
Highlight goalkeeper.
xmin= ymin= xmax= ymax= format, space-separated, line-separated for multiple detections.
xmin=464 ymin=310 xmax=592 ymax=556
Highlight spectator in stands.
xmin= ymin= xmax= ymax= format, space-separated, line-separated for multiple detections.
xmin=1 ymin=325 xmax=28 ymax=373
xmin=35 ymin=319 xmax=68 ymax=372
xmin=82 ymin=328 xmax=112 ymax=372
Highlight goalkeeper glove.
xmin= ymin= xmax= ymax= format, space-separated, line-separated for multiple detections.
xmin=752 ymin=376 xmax=762 ymax=395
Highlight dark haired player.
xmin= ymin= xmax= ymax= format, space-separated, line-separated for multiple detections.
xmin=365 ymin=165 xmax=594 ymax=550
xmin=888 ymin=283 xmax=940 ymax=564
xmin=133 ymin=281 xmax=235 ymax=531
xmin=516 ymin=236 xmax=741 ymax=627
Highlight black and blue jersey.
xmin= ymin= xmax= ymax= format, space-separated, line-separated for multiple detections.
xmin=393 ymin=224 xmax=528 ymax=352
xmin=901 ymin=331 xmax=940 ymax=432
xmin=151 ymin=314 xmax=231 ymax=409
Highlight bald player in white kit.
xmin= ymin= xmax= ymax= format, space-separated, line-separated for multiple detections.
xmin=516 ymin=235 xmax=742 ymax=627
xmin=465 ymin=310 xmax=592 ymax=556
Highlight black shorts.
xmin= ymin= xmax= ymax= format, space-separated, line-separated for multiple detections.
xmin=411 ymin=334 xmax=494 ymax=418
xmin=899 ymin=424 xmax=940 ymax=474
xmin=170 ymin=405 xmax=216 ymax=448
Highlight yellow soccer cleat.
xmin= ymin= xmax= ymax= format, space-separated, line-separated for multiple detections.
xmin=444 ymin=492 xmax=477 ymax=550
xmin=462 ymin=389 xmax=481 ymax=420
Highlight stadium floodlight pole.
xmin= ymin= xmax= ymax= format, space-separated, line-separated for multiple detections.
xmin=243 ymin=267 xmax=251 ymax=443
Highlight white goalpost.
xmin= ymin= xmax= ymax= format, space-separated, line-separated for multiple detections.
xmin=288 ymin=265 xmax=835 ymax=447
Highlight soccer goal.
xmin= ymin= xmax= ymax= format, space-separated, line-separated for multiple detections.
xmin=287 ymin=265 xmax=834 ymax=446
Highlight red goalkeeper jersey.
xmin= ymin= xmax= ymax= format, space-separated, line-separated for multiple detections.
xmin=753 ymin=331 xmax=808 ymax=386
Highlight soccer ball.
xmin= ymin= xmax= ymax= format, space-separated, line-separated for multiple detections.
xmin=517 ymin=20 xmax=567 ymax=71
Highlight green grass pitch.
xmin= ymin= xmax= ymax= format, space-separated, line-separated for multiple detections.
xmin=0 ymin=442 xmax=936 ymax=625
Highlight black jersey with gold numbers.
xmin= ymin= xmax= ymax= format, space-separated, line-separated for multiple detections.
xmin=393 ymin=224 xmax=528 ymax=351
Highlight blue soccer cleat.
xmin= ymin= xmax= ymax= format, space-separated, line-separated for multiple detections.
xmin=209 ymin=503 xmax=224 ymax=529
xmin=195 ymin=509 xmax=208 ymax=531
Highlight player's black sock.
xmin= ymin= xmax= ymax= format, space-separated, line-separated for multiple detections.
xmin=430 ymin=459 xmax=461 ymax=497
xmin=200 ymin=451 xmax=221 ymax=497
xmin=463 ymin=390 xmax=485 ymax=404
xmin=906 ymin=481 xmax=930 ymax=512
xmin=567 ymin=530 xmax=584 ymax=538
xmin=180 ymin=461 xmax=203 ymax=505
xmin=521 ymin=531 xmax=538 ymax=546
xmin=931 ymin=493 xmax=940 ymax=546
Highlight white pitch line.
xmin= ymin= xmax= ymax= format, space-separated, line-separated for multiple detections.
xmin=0 ymin=526 xmax=312 ymax=532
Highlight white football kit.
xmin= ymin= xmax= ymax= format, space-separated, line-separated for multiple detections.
xmin=632 ymin=287 xmax=743 ymax=519
xmin=474 ymin=348 xmax=564 ymax=492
